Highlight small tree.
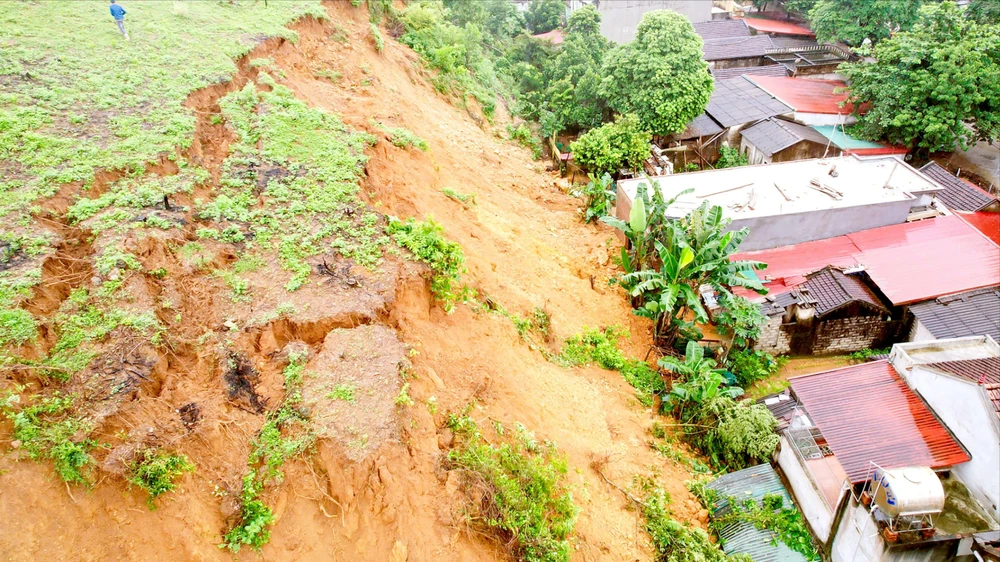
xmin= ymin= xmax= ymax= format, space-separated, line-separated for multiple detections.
xmin=599 ymin=10 xmax=713 ymax=137
xmin=570 ymin=114 xmax=651 ymax=177
xmin=525 ymin=0 xmax=565 ymax=34
xmin=841 ymin=1 xmax=1000 ymax=152
xmin=809 ymin=0 xmax=922 ymax=46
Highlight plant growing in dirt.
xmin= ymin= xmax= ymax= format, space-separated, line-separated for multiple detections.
xmin=601 ymin=180 xmax=689 ymax=281
xmin=714 ymin=293 xmax=767 ymax=350
xmin=126 ymin=447 xmax=195 ymax=509
xmin=675 ymin=394 xmax=779 ymax=471
xmin=726 ymin=350 xmax=786 ymax=388
xmin=558 ymin=326 xmax=663 ymax=406
xmin=622 ymin=203 xmax=765 ymax=346
xmin=387 ymin=216 xmax=468 ymax=312
xmin=714 ymin=145 xmax=749 ymax=169
xmin=640 ymin=481 xmax=742 ymax=562
xmin=575 ymin=173 xmax=615 ymax=224
xmin=446 ymin=413 xmax=578 ymax=562
xmin=1 ymin=391 xmax=95 ymax=485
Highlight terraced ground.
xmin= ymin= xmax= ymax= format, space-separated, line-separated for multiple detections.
xmin=0 ymin=2 xmax=711 ymax=560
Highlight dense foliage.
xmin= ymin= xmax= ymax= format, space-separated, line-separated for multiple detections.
xmin=570 ymin=114 xmax=651 ymax=177
xmin=525 ymin=0 xmax=565 ymax=34
xmin=558 ymin=326 xmax=664 ymax=406
xmin=600 ymin=10 xmax=713 ymax=136
xmin=576 ymin=173 xmax=616 ymax=223
xmin=714 ymin=293 xmax=767 ymax=349
xmin=446 ymin=414 xmax=578 ymax=562
xmin=809 ymin=0 xmax=921 ymax=46
xmin=714 ymin=145 xmax=749 ymax=169
xmin=643 ymin=483 xmax=749 ymax=562
xmin=841 ymin=1 xmax=1000 ymax=152
xmin=966 ymin=0 xmax=1000 ymax=25
xmin=712 ymin=494 xmax=820 ymax=561
xmin=727 ymin=350 xmax=786 ymax=388
xmin=387 ymin=217 xmax=468 ymax=312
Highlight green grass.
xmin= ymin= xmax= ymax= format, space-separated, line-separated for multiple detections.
xmin=446 ymin=413 xmax=578 ymax=562
xmin=372 ymin=120 xmax=428 ymax=151
xmin=441 ymin=188 xmax=476 ymax=206
xmin=558 ymin=327 xmax=663 ymax=406
xmin=327 ymin=383 xmax=356 ymax=403
xmin=1 ymin=391 xmax=96 ymax=485
xmin=126 ymin=447 xmax=195 ymax=509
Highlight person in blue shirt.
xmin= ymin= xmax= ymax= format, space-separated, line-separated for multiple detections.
xmin=110 ymin=0 xmax=129 ymax=41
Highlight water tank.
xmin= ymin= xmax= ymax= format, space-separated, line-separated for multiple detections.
xmin=872 ymin=467 xmax=945 ymax=518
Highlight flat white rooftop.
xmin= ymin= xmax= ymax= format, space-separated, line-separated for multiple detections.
xmin=892 ymin=335 xmax=1000 ymax=366
xmin=617 ymin=155 xmax=942 ymax=220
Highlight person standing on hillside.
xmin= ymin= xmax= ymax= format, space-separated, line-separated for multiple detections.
xmin=110 ymin=0 xmax=129 ymax=41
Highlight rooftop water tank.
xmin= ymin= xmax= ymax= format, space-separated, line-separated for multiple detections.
xmin=872 ymin=466 xmax=946 ymax=518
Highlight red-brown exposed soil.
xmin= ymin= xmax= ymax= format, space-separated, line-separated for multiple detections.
xmin=0 ymin=4 xmax=708 ymax=561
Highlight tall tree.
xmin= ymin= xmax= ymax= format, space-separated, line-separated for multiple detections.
xmin=599 ymin=10 xmax=713 ymax=137
xmin=809 ymin=0 xmax=921 ymax=46
xmin=525 ymin=0 xmax=565 ymax=34
xmin=841 ymin=1 xmax=1000 ymax=152
xmin=541 ymin=6 xmax=611 ymax=136
xmin=966 ymin=0 xmax=1000 ymax=25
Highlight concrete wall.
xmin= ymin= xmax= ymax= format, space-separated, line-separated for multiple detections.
xmin=778 ymin=434 xmax=837 ymax=542
xmin=598 ymin=0 xmax=712 ymax=43
xmin=741 ymin=138 xmax=837 ymax=166
xmin=730 ymin=197 xmax=914 ymax=251
xmin=829 ymin=500 xmax=959 ymax=562
xmin=898 ymin=367 xmax=1000 ymax=520
xmin=758 ymin=315 xmax=792 ymax=354
xmin=908 ymin=317 xmax=937 ymax=342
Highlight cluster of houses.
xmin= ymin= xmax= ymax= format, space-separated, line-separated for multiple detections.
xmin=601 ymin=9 xmax=1000 ymax=562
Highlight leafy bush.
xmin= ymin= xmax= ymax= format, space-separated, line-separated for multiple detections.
xmin=508 ymin=123 xmax=542 ymax=159
xmin=714 ymin=145 xmax=748 ymax=169
xmin=848 ymin=347 xmax=891 ymax=362
xmin=446 ymin=414 xmax=578 ymax=562
xmin=388 ymin=217 xmax=468 ymax=312
xmin=574 ymin=173 xmax=615 ymax=223
xmin=714 ymin=293 xmax=767 ymax=350
xmin=570 ymin=114 xmax=651 ymax=177
xmin=1 ymin=392 xmax=95 ymax=485
xmin=642 ymin=483 xmax=738 ymax=562
xmin=558 ymin=326 xmax=663 ymax=406
xmin=727 ymin=350 xmax=786 ymax=388
xmin=711 ymin=494 xmax=820 ymax=561
xmin=126 ymin=448 xmax=195 ymax=509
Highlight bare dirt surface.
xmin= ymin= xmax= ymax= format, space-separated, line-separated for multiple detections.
xmin=0 ymin=4 xmax=707 ymax=561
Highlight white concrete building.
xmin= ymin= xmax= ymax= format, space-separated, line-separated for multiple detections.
xmin=615 ymin=155 xmax=943 ymax=251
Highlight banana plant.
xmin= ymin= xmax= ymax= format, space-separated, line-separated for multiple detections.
xmin=601 ymin=177 xmax=692 ymax=278
xmin=661 ymin=342 xmax=743 ymax=417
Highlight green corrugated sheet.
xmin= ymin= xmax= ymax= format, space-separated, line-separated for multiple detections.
xmin=706 ymin=464 xmax=809 ymax=562
xmin=812 ymin=125 xmax=885 ymax=150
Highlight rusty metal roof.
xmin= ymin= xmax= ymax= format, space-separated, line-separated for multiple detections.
xmin=790 ymin=360 xmax=971 ymax=483
xmin=748 ymin=75 xmax=854 ymax=115
xmin=926 ymin=357 xmax=1000 ymax=386
xmin=742 ymin=18 xmax=815 ymax=37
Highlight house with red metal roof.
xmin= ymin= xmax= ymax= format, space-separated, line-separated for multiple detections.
xmin=775 ymin=356 xmax=998 ymax=560
xmin=741 ymin=17 xmax=815 ymax=38
xmin=747 ymin=75 xmax=856 ymax=126
xmin=891 ymin=336 xmax=1000 ymax=523
xmin=736 ymin=214 xmax=1000 ymax=355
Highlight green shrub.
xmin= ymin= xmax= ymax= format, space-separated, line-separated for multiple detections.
xmin=727 ymin=350 xmax=786 ymax=388
xmin=0 ymin=308 xmax=38 ymax=347
xmin=642 ymin=483 xmax=736 ymax=562
xmin=570 ymin=114 xmax=651 ymax=177
xmin=574 ymin=173 xmax=615 ymax=223
xmin=508 ymin=123 xmax=542 ymax=159
xmin=559 ymin=327 xmax=663 ymax=406
xmin=387 ymin=217 xmax=468 ymax=312
xmin=680 ymin=397 xmax=779 ymax=471
xmin=446 ymin=413 xmax=578 ymax=562
xmin=1 ymin=392 xmax=95 ymax=485
xmin=714 ymin=293 xmax=767 ymax=350
xmin=849 ymin=347 xmax=891 ymax=362
xmin=126 ymin=448 xmax=195 ymax=509
xmin=714 ymin=145 xmax=748 ymax=169
xmin=711 ymin=494 xmax=820 ymax=561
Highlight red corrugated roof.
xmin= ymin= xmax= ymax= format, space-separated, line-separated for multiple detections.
xmin=532 ymin=29 xmax=563 ymax=45
xmin=790 ymin=360 xmax=971 ymax=483
xmin=733 ymin=215 xmax=1000 ymax=305
xmin=748 ymin=76 xmax=854 ymax=115
xmin=845 ymin=146 xmax=909 ymax=156
xmin=959 ymin=212 xmax=1000 ymax=246
xmin=742 ymin=18 xmax=815 ymax=37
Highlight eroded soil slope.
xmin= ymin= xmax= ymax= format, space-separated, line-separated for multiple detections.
xmin=0 ymin=3 xmax=706 ymax=560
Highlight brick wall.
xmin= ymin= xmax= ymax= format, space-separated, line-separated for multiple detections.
xmin=756 ymin=315 xmax=791 ymax=354
xmin=755 ymin=314 xmax=898 ymax=355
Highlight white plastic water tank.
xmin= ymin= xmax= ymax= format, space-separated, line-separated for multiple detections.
xmin=872 ymin=466 xmax=946 ymax=518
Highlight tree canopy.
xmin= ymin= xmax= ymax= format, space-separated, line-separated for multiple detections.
xmin=541 ymin=6 xmax=611 ymax=136
xmin=841 ymin=1 xmax=1000 ymax=152
xmin=570 ymin=114 xmax=651 ymax=177
xmin=966 ymin=0 xmax=1000 ymax=25
xmin=525 ymin=0 xmax=565 ymax=34
xmin=809 ymin=0 xmax=921 ymax=46
xmin=599 ymin=10 xmax=713 ymax=137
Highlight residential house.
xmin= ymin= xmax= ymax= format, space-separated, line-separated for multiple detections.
xmin=597 ymin=0 xmax=711 ymax=43
xmin=660 ymin=75 xmax=791 ymax=170
xmin=740 ymin=117 xmax=834 ymax=164
xmin=776 ymin=360 xmax=998 ymax=561
xmin=704 ymin=464 xmax=811 ymax=562
xmin=810 ymin=125 xmax=908 ymax=157
xmin=920 ymin=162 xmax=1000 ymax=213
xmin=764 ymin=45 xmax=854 ymax=78
xmin=742 ymin=17 xmax=816 ymax=40
xmin=616 ymin=155 xmax=943 ymax=251
xmin=757 ymin=266 xmax=898 ymax=355
xmin=908 ymin=287 xmax=1000 ymax=342
xmin=710 ymin=63 xmax=790 ymax=82
xmin=747 ymin=76 xmax=855 ymax=126
xmin=890 ymin=336 xmax=1000 ymax=521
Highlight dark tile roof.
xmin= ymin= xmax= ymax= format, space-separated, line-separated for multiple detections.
xmin=703 ymin=35 xmax=777 ymax=61
xmin=758 ymin=267 xmax=886 ymax=318
xmin=758 ymin=390 xmax=798 ymax=431
xmin=705 ymin=76 xmax=791 ymax=128
xmin=926 ymin=357 xmax=1000 ymax=385
xmin=712 ymin=64 xmax=790 ymax=82
xmin=909 ymin=287 xmax=1000 ymax=341
xmin=790 ymin=360 xmax=971 ymax=483
xmin=674 ymin=112 xmax=724 ymax=141
xmin=804 ymin=267 xmax=887 ymax=316
xmin=693 ymin=19 xmax=751 ymax=40
xmin=740 ymin=117 xmax=829 ymax=157
xmin=920 ymin=162 xmax=998 ymax=212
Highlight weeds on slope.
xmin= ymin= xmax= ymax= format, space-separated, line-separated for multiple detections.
xmin=126 ymin=447 xmax=196 ymax=510
xmin=640 ymin=480 xmax=749 ymax=562
xmin=223 ymin=352 xmax=315 ymax=552
xmin=558 ymin=326 xmax=663 ymax=406
xmin=388 ymin=217 xmax=469 ymax=312
xmin=1 ymin=391 xmax=95 ymax=484
xmin=445 ymin=412 xmax=578 ymax=562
